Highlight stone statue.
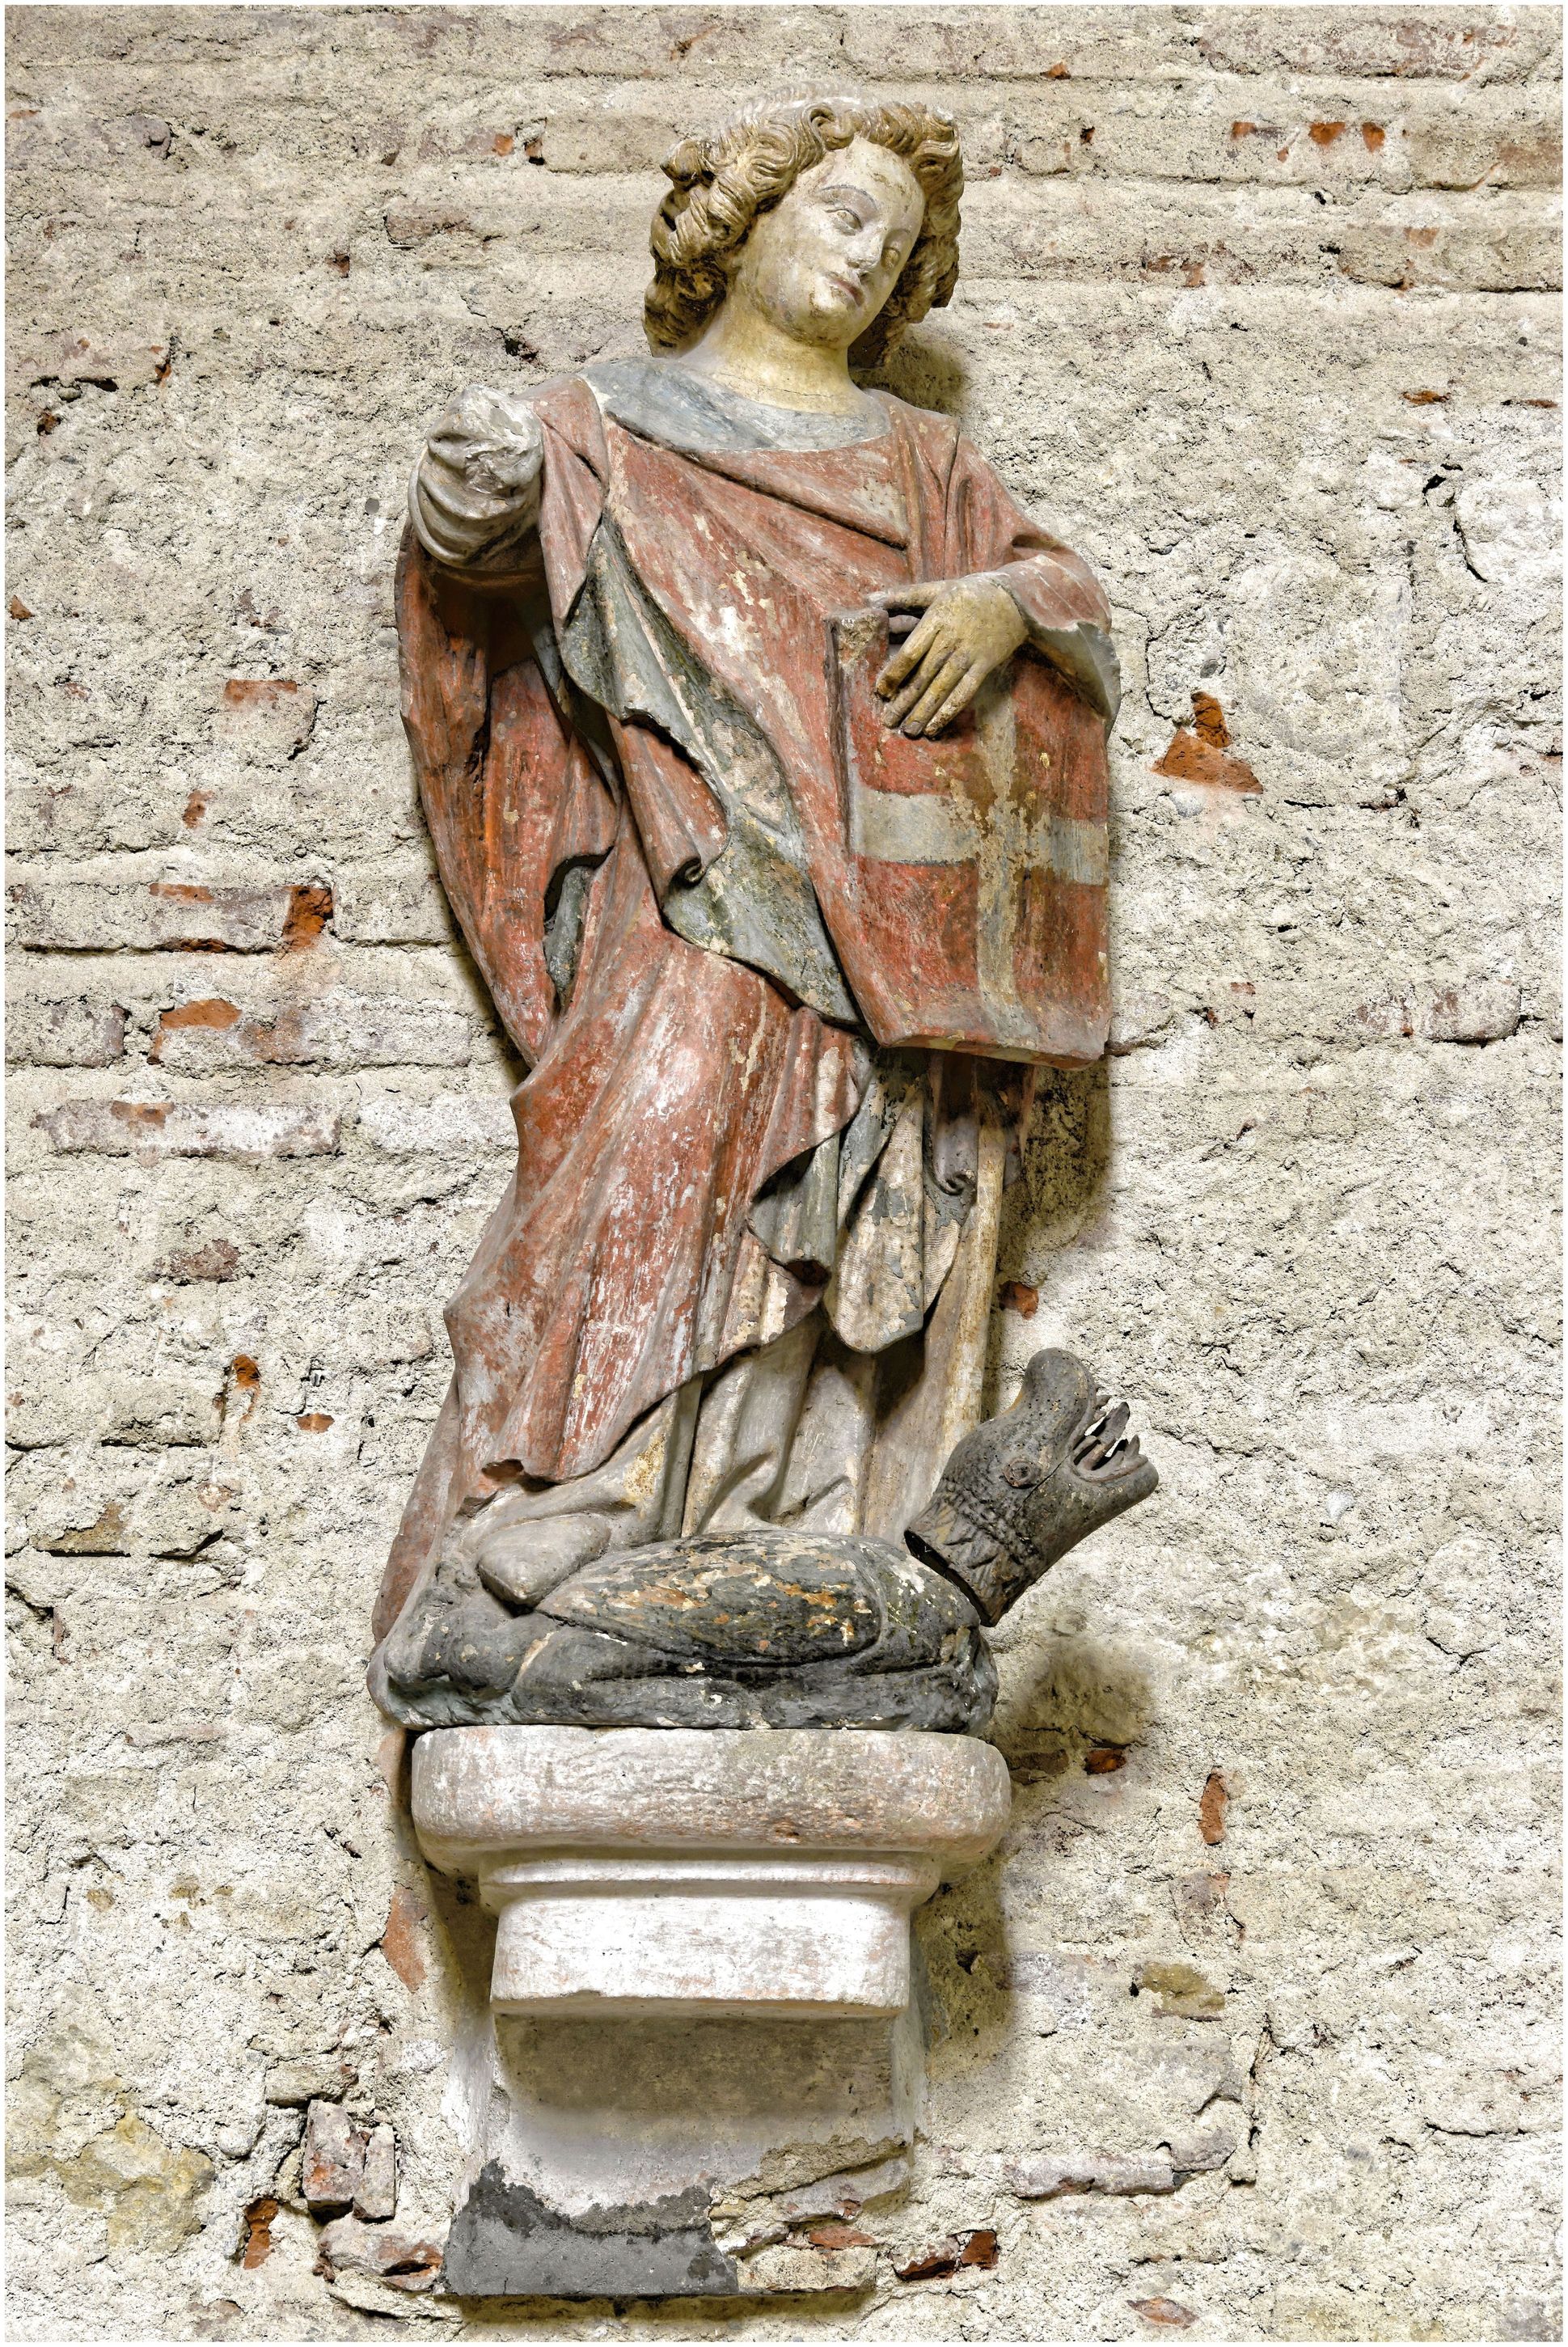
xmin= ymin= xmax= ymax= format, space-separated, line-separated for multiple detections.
xmin=370 ymin=90 xmax=1155 ymax=1737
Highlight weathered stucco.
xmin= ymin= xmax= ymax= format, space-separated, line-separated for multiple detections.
xmin=5 ymin=6 xmax=1561 ymax=2340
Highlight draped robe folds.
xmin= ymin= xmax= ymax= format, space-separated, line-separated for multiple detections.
xmin=374 ymin=364 xmax=1116 ymax=1643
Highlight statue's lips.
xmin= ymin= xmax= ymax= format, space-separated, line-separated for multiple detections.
xmin=826 ymin=271 xmax=867 ymax=305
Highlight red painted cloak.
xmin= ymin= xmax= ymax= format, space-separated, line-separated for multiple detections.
xmin=374 ymin=375 xmax=1113 ymax=1640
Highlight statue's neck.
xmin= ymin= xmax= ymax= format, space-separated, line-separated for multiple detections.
xmin=677 ymin=300 xmax=866 ymax=417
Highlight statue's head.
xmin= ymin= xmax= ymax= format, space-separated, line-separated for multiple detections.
xmin=645 ymin=89 xmax=963 ymax=369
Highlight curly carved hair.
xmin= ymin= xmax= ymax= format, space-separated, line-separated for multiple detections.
xmin=645 ymin=89 xmax=963 ymax=370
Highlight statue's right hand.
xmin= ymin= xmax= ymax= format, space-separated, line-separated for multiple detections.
xmin=412 ymin=384 xmax=544 ymax=569
xmin=425 ymin=383 xmax=544 ymax=502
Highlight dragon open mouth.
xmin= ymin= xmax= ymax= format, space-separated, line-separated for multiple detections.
xmin=1071 ymin=1386 xmax=1147 ymax=1483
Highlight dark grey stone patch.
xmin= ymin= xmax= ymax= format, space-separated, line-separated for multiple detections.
xmin=443 ymin=2164 xmax=738 ymax=2300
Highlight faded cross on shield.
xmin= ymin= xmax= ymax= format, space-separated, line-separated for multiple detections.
xmin=828 ymin=610 xmax=1112 ymax=1068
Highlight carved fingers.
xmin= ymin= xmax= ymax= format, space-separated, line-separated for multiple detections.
xmin=429 ymin=383 xmax=545 ymax=498
xmin=870 ymin=577 xmax=1029 ymax=736
xmin=412 ymin=383 xmax=544 ymax=570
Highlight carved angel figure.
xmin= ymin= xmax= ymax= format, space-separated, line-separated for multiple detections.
xmin=370 ymin=91 xmax=1128 ymax=1720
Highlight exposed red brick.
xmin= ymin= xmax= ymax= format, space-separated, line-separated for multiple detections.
xmin=1230 ymin=121 xmax=1260 ymax=139
xmin=1308 ymin=121 xmax=1346 ymax=146
xmin=239 ymin=1009 xmax=307 ymax=1063
xmin=181 ymin=789 xmax=209 ymax=827
xmin=385 ymin=202 xmax=475 ymax=247
xmin=149 ymin=998 xmax=240 ymax=1063
xmin=1084 ymin=1747 xmax=1127 ymax=1774
xmin=1154 ymin=731 xmax=1259 ymax=792
xmin=296 ymin=1412 xmax=335 ymax=1432
xmin=241 ymin=2195 xmax=279 ymax=2269
xmin=1403 ymin=389 xmax=1448 ymax=404
xmin=9 ymin=596 xmax=33 ymax=620
xmin=216 ymin=676 xmax=317 ymax=759
xmin=997 ymin=1279 xmax=1038 ymax=1317
xmin=894 ymin=2242 xmax=959 ymax=2281
xmin=281 ymin=882 xmax=333 ymax=949
xmin=379 ymin=1884 xmax=428 ymax=1990
xmin=1418 ymin=978 xmax=1519 ymax=1044
xmin=149 ymin=881 xmax=213 ymax=903
xmin=40 ymin=1097 xmax=340 ymax=1157
xmin=1190 ymin=691 xmax=1230 ymax=748
xmin=492 ymin=132 xmax=514 ymax=154
xmin=1361 ymin=123 xmax=1386 ymax=150
xmin=807 ymin=2222 xmax=877 ymax=2249
xmin=158 ymin=1239 xmax=239 ymax=1283
xmin=894 ymin=2229 xmax=998 ymax=2281
xmin=302 ymin=2102 xmax=366 ymax=2214
xmin=1131 ymin=2299 xmax=1198 ymax=2328
xmin=1198 ymin=1770 xmax=1229 ymax=1846
xmin=221 ymin=677 xmax=302 ymax=713
xmin=1494 ymin=129 xmax=1565 ymax=184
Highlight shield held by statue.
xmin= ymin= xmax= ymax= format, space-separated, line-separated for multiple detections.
xmin=827 ymin=610 xmax=1111 ymax=1068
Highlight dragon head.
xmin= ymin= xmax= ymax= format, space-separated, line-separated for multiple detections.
xmin=906 ymin=1348 xmax=1158 ymax=1626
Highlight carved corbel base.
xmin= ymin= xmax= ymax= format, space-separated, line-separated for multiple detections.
xmin=411 ymin=1725 xmax=1010 ymax=2298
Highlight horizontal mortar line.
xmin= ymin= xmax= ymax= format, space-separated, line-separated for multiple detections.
xmin=13 ymin=271 xmax=1565 ymax=302
xmin=21 ymin=279 xmax=1551 ymax=317
xmin=14 ymin=91 xmax=1564 ymax=120
xmin=9 ymin=167 xmax=1562 ymax=201
xmin=15 ymin=51 xmax=1561 ymax=84
xmin=23 ymin=113 xmax=1553 ymax=142
xmin=11 ymin=179 xmax=1562 ymax=210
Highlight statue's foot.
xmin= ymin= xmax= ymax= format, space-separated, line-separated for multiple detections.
xmin=370 ymin=1556 xmax=536 ymax=1728
xmin=464 ymin=1505 xmax=611 ymax=1609
xmin=907 ymin=1349 xmax=1157 ymax=1625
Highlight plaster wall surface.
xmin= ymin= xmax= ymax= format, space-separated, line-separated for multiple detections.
xmin=4 ymin=6 xmax=1562 ymax=2340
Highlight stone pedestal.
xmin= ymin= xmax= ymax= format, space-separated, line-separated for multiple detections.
xmin=413 ymin=1724 xmax=1009 ymax=2022
xmin=410 ymin=1726 xmax=1011 ymax=2297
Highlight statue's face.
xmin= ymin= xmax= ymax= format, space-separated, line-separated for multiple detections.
xmin=726 ymin=135 xmax=925 ymax=351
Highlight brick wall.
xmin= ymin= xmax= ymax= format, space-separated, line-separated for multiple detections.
xmin=6 ymin=8 xmax=1561 ymax=2338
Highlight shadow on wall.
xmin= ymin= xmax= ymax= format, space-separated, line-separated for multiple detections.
xmin=987 ymin=1060 xmax=1110 ymax=1415
xmin=867 ymin=328 xmax=970 ymax=417
xmin=991 ymin=1628 xmax=1156 ymax=1775
xmin=915 ymin=1630 xmax=1155 ymax=2069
